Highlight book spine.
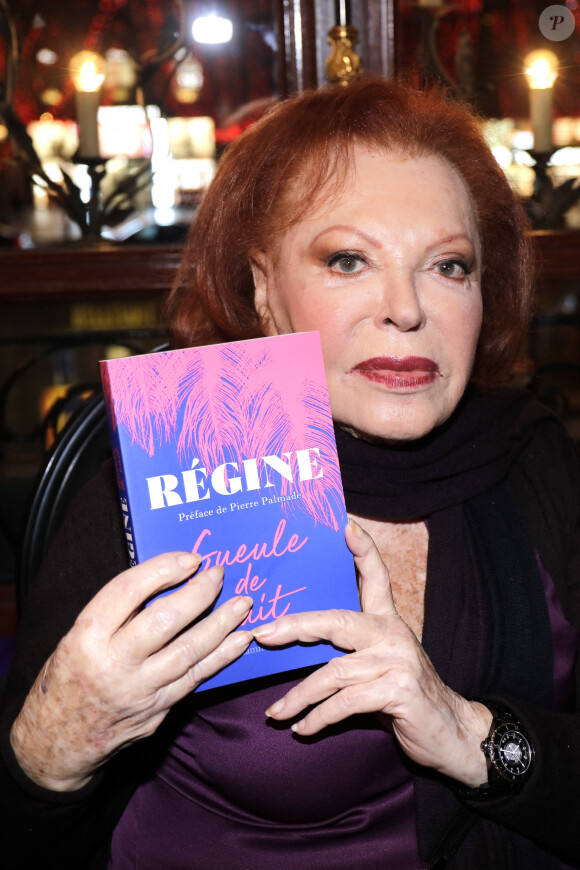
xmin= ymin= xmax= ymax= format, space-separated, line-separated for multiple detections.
xmin=99 ymin=363 xmax=139 ymax=567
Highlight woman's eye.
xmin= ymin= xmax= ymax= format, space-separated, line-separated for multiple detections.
xmin=435 ymin=258 xmax=471 ymax=279
xmin=327 ymin=253 xmax=366 ymax=275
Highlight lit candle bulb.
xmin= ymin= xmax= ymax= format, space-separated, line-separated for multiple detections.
xmin=524 ymin=49 xmax=559 ymax=153
xmin=71 ymin=50 xmax=105 ymax=159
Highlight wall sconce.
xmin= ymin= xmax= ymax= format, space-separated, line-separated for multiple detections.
xmin=524 ymin=49 xmax=558 ymax=153
xmin=521 ymin=49 xmax=580 ymax=229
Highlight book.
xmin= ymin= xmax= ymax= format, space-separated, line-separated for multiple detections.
xmin=100 ymin=332 xmax=358 ymax=691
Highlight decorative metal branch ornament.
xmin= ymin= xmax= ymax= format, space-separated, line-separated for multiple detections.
xmin=525 ymin=149 xmax=580 ymax=230
xmin=0 ymin=0 xmax=185 ymax=240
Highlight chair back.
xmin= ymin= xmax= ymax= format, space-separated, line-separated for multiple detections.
xmin=19 ymin=391 xmax=110 ymax=608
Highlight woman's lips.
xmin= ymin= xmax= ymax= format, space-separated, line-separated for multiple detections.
xmin=350 ymin=356 xmax=440 ymax=388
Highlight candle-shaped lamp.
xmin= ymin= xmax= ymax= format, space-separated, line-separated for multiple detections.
xmin=524 ymin=49 xmax=558 ymax=153
xmin=71 ymin=50 xmax=105 ymax=159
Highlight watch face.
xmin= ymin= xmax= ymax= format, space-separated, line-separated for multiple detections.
xmin=495 ymin=723 xmax=533 ymax=778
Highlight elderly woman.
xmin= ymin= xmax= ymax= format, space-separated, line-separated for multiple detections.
xmin=1 ymin=78 xmax=579 ymax=869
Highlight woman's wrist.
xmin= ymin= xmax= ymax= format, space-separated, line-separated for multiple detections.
xmin=10 ymin=678 xmax=94 ymax=793
xmin=438 ymin=698 xmax=493 ymax=788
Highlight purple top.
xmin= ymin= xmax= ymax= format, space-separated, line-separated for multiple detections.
xmin=109 ymin=674 xmax=418 ymax=869
xmin=108 ymin=561 xmax=577 ymax=869
xmin=538 ymin=555 xmax=578 ymax=712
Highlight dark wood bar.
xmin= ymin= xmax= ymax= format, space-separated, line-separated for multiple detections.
xmin=0 ymin=243 xmax=183 ymax=302
xmin=534 ymin=230 xmax=580 ymax=281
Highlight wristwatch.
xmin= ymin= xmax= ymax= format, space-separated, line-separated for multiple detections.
xmin=457 ymin=701 xmax=535 ymax=798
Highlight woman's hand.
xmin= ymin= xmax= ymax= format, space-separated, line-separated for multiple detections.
xmin=10 ymin=552 xmax=253 ymax=792
xmin=252 ymin=521 xmax=492 ymax=788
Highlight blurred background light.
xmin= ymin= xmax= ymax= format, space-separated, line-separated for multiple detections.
xmin=192 ymin=14 xmax=233 ymax=45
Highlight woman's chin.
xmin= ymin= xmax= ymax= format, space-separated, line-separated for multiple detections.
xmin=332 ymin=389 xmax=463 ymax=445
xmin=335 ymin=418 xmax=440 ymax=445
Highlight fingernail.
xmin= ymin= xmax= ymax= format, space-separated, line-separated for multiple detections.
xmin=265 ymin=699 xmax=284 ymax=717
xmin=233 ymin=596 xmax=253 ymax=616
xmin=348 ymin=518 xmax=363 ymax=537
xmin=252 ymin=623 xmax=275 ymax=639
xmin=291 ymin=719 xmax=305 ymax=733
xmin=178 ymin=553 xmax=201 ymax=570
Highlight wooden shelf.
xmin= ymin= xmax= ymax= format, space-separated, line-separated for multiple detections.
xmin=0 ymin=243 xmax=183 ymax=301
xmin=533 ymin=231 xmax=580 ymax=282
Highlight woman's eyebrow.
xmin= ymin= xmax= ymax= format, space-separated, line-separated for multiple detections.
xmin=312 ymin=225 xmax=383 ymax=248
xmin=312 ymin=227 xmax=478 ymax=253
xmin=424 ymin=233 xmax=477 ymax=253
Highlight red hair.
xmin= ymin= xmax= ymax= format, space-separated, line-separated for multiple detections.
xmin=166 ymin=77 xmax=534 ymax=387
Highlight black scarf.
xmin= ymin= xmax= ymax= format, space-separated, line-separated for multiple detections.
xmin=334 ymin=388 xmax=560 ymax=869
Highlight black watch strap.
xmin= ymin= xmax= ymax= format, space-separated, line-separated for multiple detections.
xmin=454 ymin=700 xmax=534 ymax=799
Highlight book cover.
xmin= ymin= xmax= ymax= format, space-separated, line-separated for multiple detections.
xmin=100 ymin=332 xmax=358 ymax=691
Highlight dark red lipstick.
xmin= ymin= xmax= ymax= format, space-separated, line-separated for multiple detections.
xmin=351 ymin=356 xmax=440 ymax=389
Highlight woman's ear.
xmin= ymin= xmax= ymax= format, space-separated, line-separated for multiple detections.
xmin=250 ymin=249 xmax=277 ymax=335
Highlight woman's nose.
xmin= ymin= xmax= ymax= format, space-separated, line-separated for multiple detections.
xmin=373 ymin=273 xmax=425 ymax=332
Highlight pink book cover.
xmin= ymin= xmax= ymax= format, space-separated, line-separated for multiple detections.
xmin=100 ymin=332 xmax=358 ymax=691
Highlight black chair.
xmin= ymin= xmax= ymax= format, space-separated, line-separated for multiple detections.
xmin=0 ymin=335 xmax=163 ymax=591
xmin=17 ymin=342 xmax=169 ymax=609
xmin=0 ymin=333 xmax=158 ymax=453
xmin=18 ymin=390 xmax=111 ymax=609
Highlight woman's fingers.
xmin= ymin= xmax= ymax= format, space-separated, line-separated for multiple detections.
xmin=77 ymin=552 xmax=250 ymax=672
xmin=250 ymin=522 xmax=401 ymax=653
xmin=250 ymin=523 xmax=405 ymax=723
xmin=265 ymin=646 xmax=396 ymax=727
xmin=166 ymin=625 xmax=254 ymax=700
xmin=261 ymin=620 xmax=417 ymax=727
xmin=252 ymin=607 xmax=409 ymax=733
xmin=11 ymin=553 xmax=256 ymax=792
xmin=252 ymin=608 xmax=390 ymax=652
xmin=345 ymin=519 xmax=397 ymax=616
xmin=77 ymin=551 xmax=203 ymax=636
xmin=150 ymin=593 xmax=254 ymax=689
xmin=286 ymin=678 xmax=389 ymax=736
xmin=120 ymin=564 xmax=226 ymax=662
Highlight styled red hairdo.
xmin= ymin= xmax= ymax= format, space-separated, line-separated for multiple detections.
xmin=166 ymin=77 xmax=534 ymax=388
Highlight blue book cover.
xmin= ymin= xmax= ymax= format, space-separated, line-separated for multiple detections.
xmin=100 ymin=332 xmax=358 ymax=691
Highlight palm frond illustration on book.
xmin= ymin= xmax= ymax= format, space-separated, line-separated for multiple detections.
xmin=100 ymin=332 xmax=358 ymax=691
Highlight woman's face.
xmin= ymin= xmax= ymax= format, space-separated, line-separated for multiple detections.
xmin=252 ymin=148 xmax=483 ymax=442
